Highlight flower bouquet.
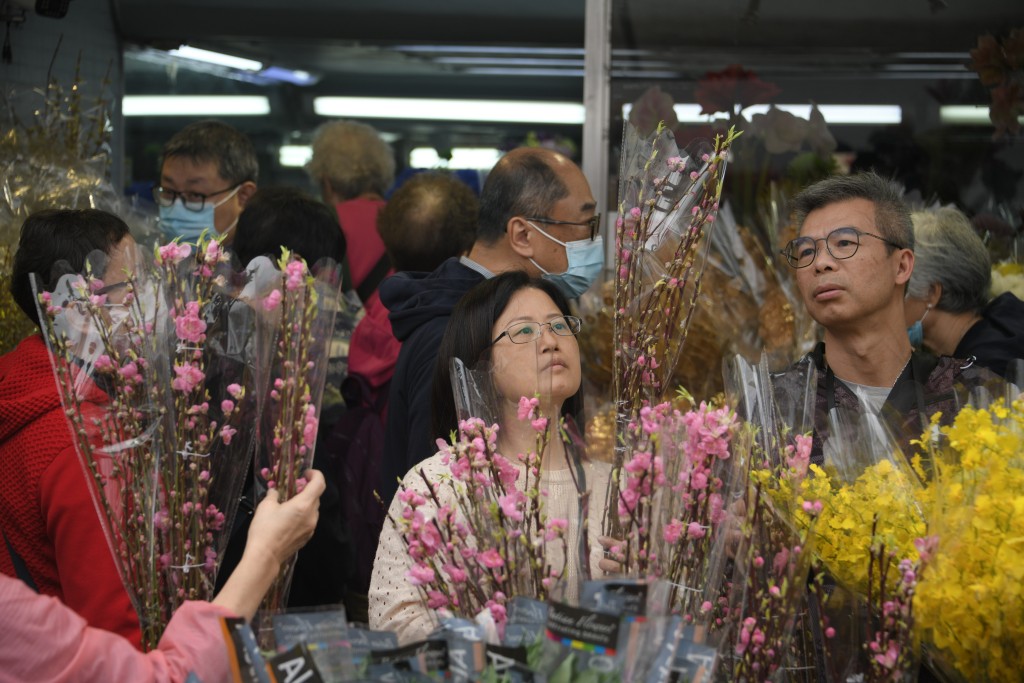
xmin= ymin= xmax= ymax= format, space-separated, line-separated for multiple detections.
xmin=35 ymin=234 xmax=265 ymax=649
xmin=605 ymin=119 xmax=739 ymax=536
xmin=712 ymin=357 xmax=823 ymax=682
xmin=244 ymin=249 xmax=343 ymax=634
xmin=610 ymin=395 xmax=740 ymax=622
xmin=731 ymin=352 xmax=930 ymax=682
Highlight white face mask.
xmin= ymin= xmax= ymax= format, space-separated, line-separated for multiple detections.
xmin=526 ymin=221 xmax=604 ymax=299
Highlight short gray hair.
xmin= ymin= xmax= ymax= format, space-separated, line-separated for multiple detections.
xmin=906 ymin=207 xmax=990 ymax=313
xmin=307 ymin=121 xmax=395 ymax=200
xmin=792 ymin=172 xmax=914 ymax=252
xmin=477 ymin=148 xmax=569 ymax=244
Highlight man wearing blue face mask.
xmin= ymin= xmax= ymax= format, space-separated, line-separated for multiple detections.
xmin=379 ymin=147 xmax=603 ymax=503
xmin=154 ymin=120 xmax=258 ymax=245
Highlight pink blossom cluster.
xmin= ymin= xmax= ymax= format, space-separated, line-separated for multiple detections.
xmin=868 ymin=556 xmax=918 ymax=679
xmin=391 ymin=401 xmax=571 ymax=631
xmin=435 ymin=418 xmax=518 ymax=493
xmin=173 ymin=301 xmax=207 ymax=344
xmin=783 ymin=433 xmax=813 ymax=481
xmin=613 ymin=400 xmax=739 ymax=608
xmin=157 ymin=241 xmax=192 ymax=265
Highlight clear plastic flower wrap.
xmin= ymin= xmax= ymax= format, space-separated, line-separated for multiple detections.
xmin=1 ymin=67 xmax=161 ymax=356
xmin=607 ymin=392 xmax=743 ymax=624
xmin=605 ymin=120 xmax=740 ymax=537
xmin=710 ymin=353 xmax=823 ymax=682
xmin=34 ymin=234 xmax=267 ymax=649
xmin=240 ymin=249 xmax=343 ymax=642
xmin=727 ymin=353 xmax=929 ymax=683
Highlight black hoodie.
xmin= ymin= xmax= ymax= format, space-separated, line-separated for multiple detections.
xmin=378 ymin=257 xmax=486 ymax=503
xmin=955 ymin=292 xmax=1024 ymax=379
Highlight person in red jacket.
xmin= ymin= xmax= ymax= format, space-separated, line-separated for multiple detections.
xmin=1 ymin=208 xmax=143 ymax=646
xmin=0 ymin=469 xmax=324 ymax=683
xmin=307 ymin=120 xmax=401 ymax=400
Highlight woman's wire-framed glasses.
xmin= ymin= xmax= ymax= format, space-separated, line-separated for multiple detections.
xmin=491 ymin=315 xmax=583 ymax=346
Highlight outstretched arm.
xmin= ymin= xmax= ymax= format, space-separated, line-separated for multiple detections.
xmin=213 ymin=469 xmax=326 ymax=620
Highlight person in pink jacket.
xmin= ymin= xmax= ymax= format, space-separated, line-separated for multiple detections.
xmin=0 ymin=469 xmax=325 ymax=683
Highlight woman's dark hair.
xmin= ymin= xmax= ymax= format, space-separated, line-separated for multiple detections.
xmin=431 ymin=270 xmax=585 ymax=441
xmin=11 ymin=208 xmax=131 ymax=327
xmin=232 ymin=186 xmax=347 ymax=271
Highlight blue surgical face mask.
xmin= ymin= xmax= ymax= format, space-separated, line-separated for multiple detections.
xmin=907 ymin=303 xmax=932 ymax=349
xmin=526 ymin=221 xmax=604 ymax=299
xmin=158 ymin=186 xmax=240 ymax=243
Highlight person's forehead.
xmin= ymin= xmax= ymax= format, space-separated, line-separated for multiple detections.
xmin=800 ymin=198 xmax=877 ymax=237
xmin=496 ymin=288 xmax=562 ymax=325
xmin=160 ymin=156 xmax=226 ymax=187
xmin=551 ymin=164 xmax=596 ymax=212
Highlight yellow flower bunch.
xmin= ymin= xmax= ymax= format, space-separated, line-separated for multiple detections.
xmin=756 ymin=456 xmax=926 ymax=596
xmin=914 ymin=398 xmax=1024 ymax=683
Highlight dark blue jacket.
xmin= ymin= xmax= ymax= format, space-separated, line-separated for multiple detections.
xmin=378 ymin=258 xmax=485 ymax=504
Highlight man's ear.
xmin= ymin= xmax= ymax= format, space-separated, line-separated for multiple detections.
xmin=928 ymin=282 xmax=943 ymax=307
xmin=507 ymin=216 xmax=535 ymax=259
xmin=237 ymin=181 xmax=258 ymax=208
xmin=894 ymin=248 xmax=914 ymax=286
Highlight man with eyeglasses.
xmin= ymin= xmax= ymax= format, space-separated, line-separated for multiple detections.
xmin=154 ymin=120 xmax=258 ymax=244
xmin=773 ymin=171 xmax=994 ymax=467
xmin=378 ymin=146 xmax=604 ymax=507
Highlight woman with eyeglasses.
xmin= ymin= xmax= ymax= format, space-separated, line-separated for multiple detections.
xmin=367 ymin=271 xmax=616 ymax=643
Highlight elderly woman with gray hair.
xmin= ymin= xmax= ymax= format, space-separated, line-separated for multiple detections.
xmin=904 ymin=206 xmax=1024 ymax=378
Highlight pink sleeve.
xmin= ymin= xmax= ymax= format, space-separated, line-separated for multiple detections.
xmin=0 ymin=575 xmax=236 ymax=683
xmin=40 ymin=442 xmax=143 ymax=647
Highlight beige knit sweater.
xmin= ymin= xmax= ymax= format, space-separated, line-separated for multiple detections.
xmin=368 ymin=453 xmax=611 ymax=644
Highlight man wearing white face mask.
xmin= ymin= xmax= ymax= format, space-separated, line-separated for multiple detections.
xmin=154 ymin=120 xmax=258 ymax=244
xmin=379 ymin=146 xmax=604 ymax=505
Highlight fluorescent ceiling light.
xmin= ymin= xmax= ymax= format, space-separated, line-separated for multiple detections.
xmin=394 ymin=45 xmax=584 ymax=56
xmin=123 ymin=96 xmax=271 ymax=117
xmin=314 ymin=97 xmax=585 ymax=124
xmin=622 ymin=103 xmax=902 ymax=125
xmin=760 ymin=105 xmax=902 ymax=125
xmin=168 ymin=46 xmax=263 ymax=72
xmin=938 ymin=105 xmax=1024 ymax=126
xmin=279 ymin=145 xmax=313 ymax=168
xmin=279 ymin=135 xmax=400 ymax=167
xmin=410 ymin=147 xmax=502 ymax=170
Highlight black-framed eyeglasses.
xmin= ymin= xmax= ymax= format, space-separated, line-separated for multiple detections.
xmin=780 ymin=227 xmax=905 ymax=269
xmin=491 ymin=315 xmax=583 ymax=346
xmin=523 ymin=214 xmax=602 ymax=241
xmin=152 ymin=183 xmax=241 ymax=212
